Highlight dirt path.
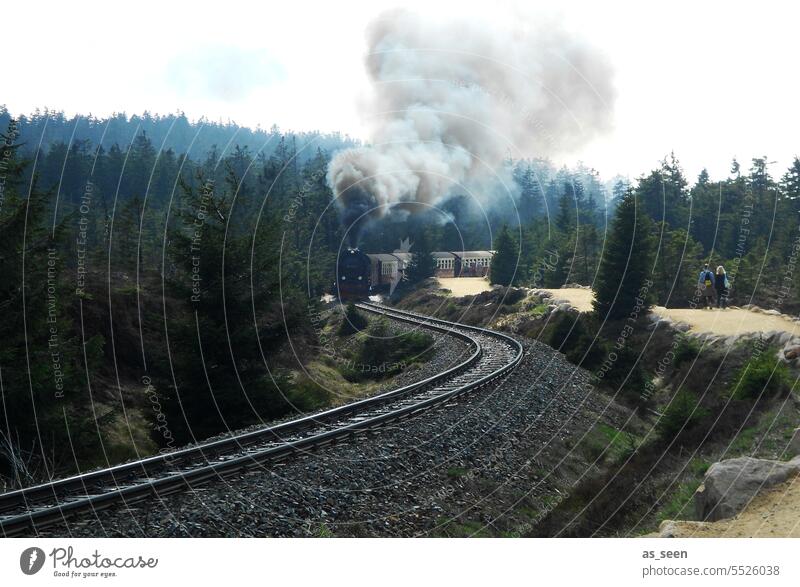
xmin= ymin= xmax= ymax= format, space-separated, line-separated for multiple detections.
xmin=656 ymin=475 xmax=800 ymax=537
xmin=437 ymin=277 xmax=493 ymax=296
xmin=536 ymin=288 xmax=595 ymax=312
xmin=537 ymin=288 xmax=800 ymax=337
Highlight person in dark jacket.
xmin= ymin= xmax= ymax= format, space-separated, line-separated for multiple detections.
xmin=714 ymin=265 xmax=730 ymax=309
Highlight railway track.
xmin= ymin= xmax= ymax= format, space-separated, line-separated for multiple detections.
xmin=0 ymin=303 xmax=522 ymax=537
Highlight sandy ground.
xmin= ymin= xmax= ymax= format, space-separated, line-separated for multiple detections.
xmin=437 ymin=277 xmax=494 ymax=296
xmin=537 ymin=288 xmax=596 ymax=312
xmin=537 ymin=288 xmax=800 ymax=337
xmin=654 ymin=475 xmax=800 ymax=537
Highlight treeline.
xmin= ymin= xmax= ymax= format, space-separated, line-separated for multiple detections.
xmin=0 ymin=117 xmax=348 ymax=485
xmin=0 ymin=106 xmax=359 ymax=166
xmin=492 ymin=153 xmax=800 ymax=314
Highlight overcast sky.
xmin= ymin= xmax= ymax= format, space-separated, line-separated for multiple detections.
xmin=4 ymin=0 xmax=799 ymax=182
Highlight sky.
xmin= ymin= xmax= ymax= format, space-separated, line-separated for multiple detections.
xmin=3 ymin=0 xmax=799 ymax=182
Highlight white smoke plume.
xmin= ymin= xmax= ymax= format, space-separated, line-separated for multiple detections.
xmin=327 ymin=9 xmax=616 ymax=243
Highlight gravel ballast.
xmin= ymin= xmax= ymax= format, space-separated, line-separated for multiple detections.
xmin=37 ymin=326 xmax=630 ymax=537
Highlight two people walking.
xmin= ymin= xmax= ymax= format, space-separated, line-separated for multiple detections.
xmin=698 ymin=263 xmax=730 ymax=309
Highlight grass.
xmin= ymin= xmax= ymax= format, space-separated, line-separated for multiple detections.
xmin=582 ymin=423 xmax=639 ymax=463
xmin=313 ymin=523 xmax=335 ymax=537
xmin=727 ymin=424 xmax=760 ymax=455
xmin=287 ymin=361 xmax=383 ymax=412
xmin=446 ymin=467 xmax=470 ymax=479
xmin=727 ymin=400 xmax=799 ymax=459
xmin=116 ymin=284 xmax=141 ymax=296
xmin=658 ymin=478 xmax=703 ymax=522
xmin=342 ymin=318 xmax=435 ymax=382
xmin=436 ymin=518 xmax=492 ymax=538
xmin=654 ymin=458 xmax=710 ymax=523
xmin=528 ymin=303 xmax=549 ymax=317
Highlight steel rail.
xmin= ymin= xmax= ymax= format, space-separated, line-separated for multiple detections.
xmin=0 ymin=303 xmax=522 ymax=537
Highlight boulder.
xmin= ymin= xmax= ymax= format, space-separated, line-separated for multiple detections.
xmin=657 ymin=520 xmax=712 ymax=538
xmin=657 ymin=520 xmax=682 ymax=537
xmin=790 ymin=428 xmax=800 ymax=457
xmin=784 ymin=346 xmax=800 ymax=361
xmin=694 ymin=456 xmax=800 ymax=521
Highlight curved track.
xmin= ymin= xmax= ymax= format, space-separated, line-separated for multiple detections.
xmin=0 ymin=303 xmax=522 ymax=537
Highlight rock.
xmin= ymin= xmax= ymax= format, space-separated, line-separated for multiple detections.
xmin=657 ymin=520 xmax=681 ymax=537
xmin=790 ymin=428 xmax=800 ymax=457
xmin=694 ymin=456 xmax=800 ymax=521
xmin=657 ymin=519 xmax=713 ymax=538
xmin=784 ymin=346 xmax=800 ymax=361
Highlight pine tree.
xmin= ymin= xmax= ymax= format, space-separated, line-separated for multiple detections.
xmin=556 ymin=189 xmax=573 ymax=233
xmin=593 ymin=191 xmax=654 ymax=319
xmin=0 ymin=124 xmax=104 ymax=480
xmin=489 ymin=225 xmax=519 ymax=286
xmin=406 ymin=229 xmax=435 ymax=285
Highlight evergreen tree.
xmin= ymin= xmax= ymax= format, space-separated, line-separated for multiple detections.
xmin=593 ymin=191 xmax=654 ymax=319
xmin=489 ymin=225 xmax=519 ymax=286
xmin=556 ymin=189 xmax=573 ymax=233
xmin=636 ymin=154 xmax=689 ymax=229
xmin=0 ymin=124 xmax=104 ymax=480
xmin=406 ymin=230 xmax=435 ymax=285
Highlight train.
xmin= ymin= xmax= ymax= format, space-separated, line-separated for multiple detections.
xmin=335 ymin=248 xmax=494 ymax=302
xmin=336 ymin=248 xmax=372 ymax=301
xmin=335 ymin=249 xmax=413 ymax=301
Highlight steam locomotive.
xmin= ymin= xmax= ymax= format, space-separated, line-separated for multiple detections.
xmin=336 ymin=248 xmax=372 ymax=301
